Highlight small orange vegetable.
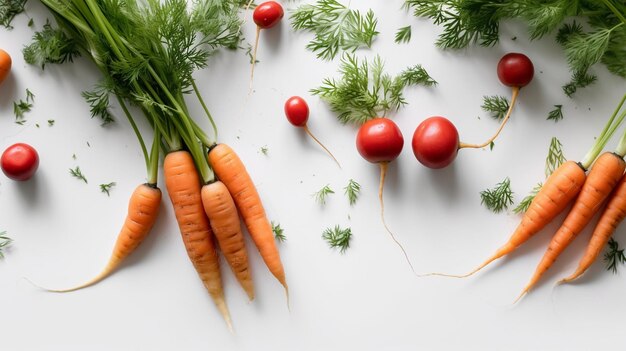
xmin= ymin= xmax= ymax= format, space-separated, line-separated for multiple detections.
xmin=0 ymin=49 xmax=11 ymax=85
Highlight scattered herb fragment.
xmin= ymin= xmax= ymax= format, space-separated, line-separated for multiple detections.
xmin=547 ymin=104 xmax=564 ymax=122
xmin=481 ymin=95 xmax=509 ymax=120
xmin=322 ymin=225 xmax=352 ymax=253
xmin=313 ymin=184 xmax=334 ymax=204
xmin=69 ymin=166 xmax=88 ymax=184
xmin=604 ymin=237 xmax=626 ymax=273
xmin=23 ymin=20 xmax=81 ymax=69
xmin=13 ymin=89 xmax=35 ymax=122
xmin=513 ymin=182 xmax=542 ymax=214
xmin=344 ymin=178 xmax=360 ymax=205
xmin=272 ymin=221 xmax=286 ymax=242
xmin=260 ymin=145 xmax=268 ymax=155
xmin=99 ymin=182 xmax=116 ymax=196
xmin=48 ymin=119 xmax=55 ymax=126
xmin=311 ymin=53 xmax=436 ymax=125
xmin=480 ymin=177 xmax=514 ymax=213
xmin=0 ymin=231 xmax=12 ymax=258
xmin=290 ymin=0 xmax=379 ymax=61
xmin=546 ymin=137 xmax=566 ymax=177
xmin=395 ymin=25 xmax=411 ymax=44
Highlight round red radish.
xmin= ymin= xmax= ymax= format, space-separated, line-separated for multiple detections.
xmin=1 ymin=143 xmax=39 ymax=181
xmin=356 ymin=118 xmax=404 ymax=163
xmin=253 ymin=1 xmax=284 ymax=29
xmin=497 ymin=53 xmax=534 ymax=88
xmin=412 ymin=116 xmax=459 ymax=169
xmin=284 ymin=96 xmax=309 ymax=127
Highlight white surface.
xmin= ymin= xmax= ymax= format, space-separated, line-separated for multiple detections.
xmin=1 ymin=1 xmax=625 ymax=350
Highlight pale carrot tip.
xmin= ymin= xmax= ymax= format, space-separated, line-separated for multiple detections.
xmin=513 ymin=288 xmax=529 ymax=305
xmin=418 ymin=272 xmax=472 ymax=279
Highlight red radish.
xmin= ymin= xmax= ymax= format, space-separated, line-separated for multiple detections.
xmin=284 ymin=96 xmax=340 ymax=167
xmin=1 ymin=143 xmax=39 ymax=181
xmin=249 ymin=1 xmax=284 ymax=93
xmin=412 ymin=53 xmax=534 ymax=169
xmin=356 ymin=117 xmax=414 ymax=273
xmin=412 ymin=116 xmax=459 ymax=169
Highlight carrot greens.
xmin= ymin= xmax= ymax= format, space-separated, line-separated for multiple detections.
xmin=404 ymin=0 xmax=626 ymax=96
xmin=395 ymin=25 xmax=412 ymax=44
xmin=290 ymin=0 xmax=379 ymax=61
xmin=322 ymin=225 xmax=352 ymax=253
xmin=0 ymin=0 xmax=25 ymax=29
xmin=605 ymin=237 xmax=626 ymax=273
xmin=0 ymin=231 xmax=11 ymax=258
xmin=344 ymin=179 xmax=360 ymax=205
xmin=70 ymin=166 xmax=88 ymax=183
xmin=547 ymin=105 xmax=564 ymax=122
xmin=480 ymin=177 xmax=514 ymax=213
xmin=481 ymin=95 xmax=509 ymax=121
xmin=513 ymin=183 xmax=542 ymax=214
xmin=272 ymin=222 xmax=286 ymax=242
xmin=313 ymin=184 xmax=334 ymax=205
xmin=99 ymin=182 xmax=116 ymax=196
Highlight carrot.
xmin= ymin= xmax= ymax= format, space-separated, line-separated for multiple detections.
xmin=560 ymin=171 xmax=626 ymax=283
xmin=42 ymin=183 xmax=161 ymax=292
xmin=517 ymin=152 xmax=625 ymax=298
xmin=201 ymin=180 xmax=254 ymax=301
xmin=429 ymin=160 xmax=587 ymax=278
xmin=164 ymin=150 xmax=232 ymax=331
xmin=0 ymin=48 xmax=11 ymax=85
xmin=208 ymin=143 xmax=288 ymax=297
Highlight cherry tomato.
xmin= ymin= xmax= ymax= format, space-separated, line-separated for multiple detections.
xmin=497 ymin=53 xmax=534 ymax=88
xmin=1 ymin=143 xmax=40 ymax=181
xmin=284 ymin=96 xmax=309 ymax=127
xmin=253 ymin=1 xmax=284 ymax=29
xmin=0 ymin=48 xmax=11 ymax=86
xmin=412 ymin=116 xmax=459 ymax=169
xmin=356 ymin=118 xmax=404 ymax=163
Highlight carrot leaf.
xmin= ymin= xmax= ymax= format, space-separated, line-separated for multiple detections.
xmin=0 ymin=0 xmax=26 ymax=29
xmin=513 ymin=182 xmax=542 ymax=214
xmin=480 ymin=177 xmax=514 ymax=213
xmin=272 ymin=221 xmax=286 ymax=242
xmin=99 ymin=182 xmax=116 ymax=196
xmin=0 ymin=231 xmax=12 ymax=259
xmin=604 ymin=237 xmax=626 ymax=274
xmin=395 ymin=25 xmax=412 ymax=44
xmin=69 ymin=166 xmax=88 ymax=184
xmin=312 ymin=53 xmax=435 ymax=125
xmin=313 ymin=184 xmax=335 ymax=205
xmin=344 ymin=179 xmax=360 ymax=205
xmin=322 ymin=225 xmax=352 ymax=253
xmin=290 ymin=0 xmax=379 ymax=61
xmin=546 ymin=137 xmax=566 ymax=177
xmin=547 ymin=104 xmax=564 ymax=122
xmin=481 ymin=95 xmax=509 ymax=121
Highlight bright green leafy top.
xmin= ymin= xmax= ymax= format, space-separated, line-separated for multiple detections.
xmin=404 ymin=0 xmax=626 ymax=96
xmin=311 ymin=53 xmax=436 ymax=125
xmin=322 ymin=225 xmax=352 ymax=253
xmin=290 ymin=0 xmax=379 ymax=61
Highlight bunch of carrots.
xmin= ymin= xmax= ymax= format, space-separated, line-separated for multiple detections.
xmin=431 ymin=93 xmax=626 ymax=300
xmin=20 ymin=0 xmax=286 ymax=331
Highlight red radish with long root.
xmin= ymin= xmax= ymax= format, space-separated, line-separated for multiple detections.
xmin=412 ymin=53 xmax=534 ymax=169
xmin=284 ymin=95 xmax=341 ymax=167
xmin=356 ymin=117 xmax=415 ymax=273
xmin=249 ymin=1 xmax=284 ymax=93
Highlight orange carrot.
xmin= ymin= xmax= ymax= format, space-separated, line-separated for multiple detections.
xmin=560 ymin=171 xmax=626 ymax=283
xmin=430 ymin=160 xmax=587 ymax=278
xmin=164 ymin=150 xmax=232 ymax=331
xmin=201 ymin=180 xmax=254 ymax=301
xmin=43 ymin=183 xmax=161 ymax=292
xmin=208 ymin=143 xmax=288 ymax=296
xmin=518 ymin=152 xmax=625 ymax=298
xmin=0 ymin=49 xmax=11 ymax=85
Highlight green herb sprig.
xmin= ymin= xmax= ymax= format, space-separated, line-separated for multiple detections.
xmin=547 ymin=105 xmax=564 ymax=122
xmin=546 ymin=137 xmax=566 ymax=178
xmin=605 ymin=237 xmax=626 ymax=273
xmin=322 ymin=225 xmax=352 ymax=253
xmin=480 ymin=177 xmax=514 ymax=213
xmin=313 ymin=184 xmax=335 ymax=204
xmin=0 ymin=231 xmax=12 ymax=259
xmin=290 ymin=0 xmax=379 ymax=61
xmin=312 ymin=53 xmax=436 ymax=125
xmin=99 ymin=182 xmax=116 ymax=196
xmin=272 ymin=221 xmax=286 ymax=242
xmin=70 ymin=166 xmax=88 ymax=184
xmin=481 ymin=95 xmax=509 ymax=120
xmin=344 ymin=179 xmax=360 ymax=205
xmin=395 ymin=25 xmax=412 ymax=44
xmin=513 ymin=182 xmax=542 ymax=214
xmin=0 ymin=0 xmax=26 ymax=29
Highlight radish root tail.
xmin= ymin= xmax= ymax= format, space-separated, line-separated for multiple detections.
xmin=459 ymin=86 xmax=520 ymax=149
xmin=378 ymin=162 xmax=417 ymax=276
xmin=303 ymin=125 xmax=341 ymax=168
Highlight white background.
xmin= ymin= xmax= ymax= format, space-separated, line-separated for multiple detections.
xmin=1 ymin=1 xmax=626 ymax=350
